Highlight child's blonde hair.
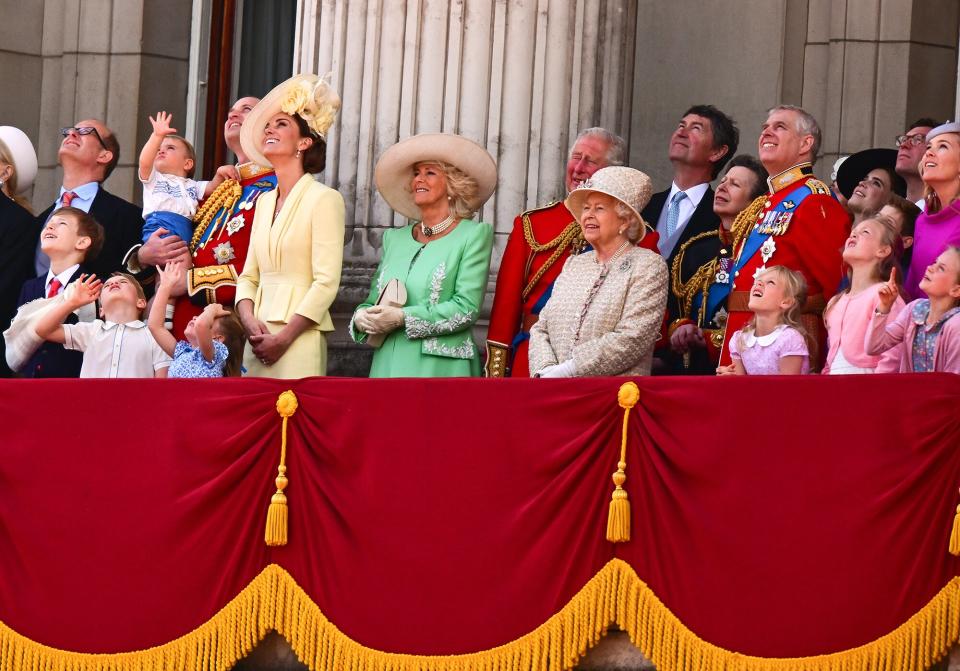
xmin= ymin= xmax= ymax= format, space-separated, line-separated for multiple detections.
xmin=842 ymin=214 xmax=903 ymax=289
xmin=740 ymin=265 xmax=815 ymax=356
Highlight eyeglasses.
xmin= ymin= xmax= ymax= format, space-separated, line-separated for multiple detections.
xmin=895 ymin=134 xmax=926 ymax=148
xmin=59 ymin=126 xmax=108 ymax=150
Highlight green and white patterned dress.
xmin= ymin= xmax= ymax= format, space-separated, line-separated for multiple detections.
xmin=350 ymin=219 xmax=493 ymax=377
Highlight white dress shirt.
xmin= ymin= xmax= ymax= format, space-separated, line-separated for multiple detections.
xmin=62 ymin=320 xmax=172 ymax=378
xmin=44 ymin=264 xmax=80 ymax=298
xmin=655 ymin=182 xmax=710 ymax=258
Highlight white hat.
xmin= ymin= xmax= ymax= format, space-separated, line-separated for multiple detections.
xmin=564 ymin=166 xmax=653 ymax=241
xmin=374 ymin=133 xmax=498 ymax=220
xmin=240 ymin=73 xmax=341 ymax=168
xmin=0 ymin=126 xmax=38 ymax=194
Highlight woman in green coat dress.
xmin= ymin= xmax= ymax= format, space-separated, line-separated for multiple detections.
xmin=350 ymin=133 xmax=497 ymax=377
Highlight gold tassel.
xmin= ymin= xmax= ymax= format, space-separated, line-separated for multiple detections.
xmin=266 ymin=390 xmax=299 ymax=546
xmin=607 ymin=382 xmax=639 ymax=543
xmin=950 ymin=503 xmax=960 ymax=556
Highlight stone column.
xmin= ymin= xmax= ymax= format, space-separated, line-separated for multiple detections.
xmin=796 ymin=0 xmax=959 ymax=173
xmin=293 ymin=0 xmax=638 ymax=375
xmin=0 ymin=0 xmax=192 ymax=210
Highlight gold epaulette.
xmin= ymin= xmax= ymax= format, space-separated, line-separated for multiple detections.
xmin=520 ymin=200 xmax=563 ymax=218
xmin=190 ymin=179 xmax=243 ymax=252
xmin=805 ymin=177 xmax=831 ymax=195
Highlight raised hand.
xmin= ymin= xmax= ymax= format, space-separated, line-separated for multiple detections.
xmin=149 ymin=111 xmax=177 ymax=137
xmin=69 ymin=274 xmax=102 ymax=307
xmin=876 ymin=266 xmax=898 ymax=315
xmin=158 ymin=260 xmax=186 ymax=290
xmin=214 ymin=164 xmax=240 ymax=182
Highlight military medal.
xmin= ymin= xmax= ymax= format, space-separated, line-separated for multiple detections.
xmin=715 ymin=257 xmax=731 ymax=284
xmin=213 ymin=241 xmax=236 ymax=264
xmin=753 ymin=264 xmax=767 ymax=279
xmin=760 ymin=237 xmax=776 ymax=264
xmin=225 ymin=215 xmax=245 ymax=236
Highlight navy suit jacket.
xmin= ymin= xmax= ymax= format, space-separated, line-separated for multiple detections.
xmin=0 ymin=196 xmax=38 ymax=377
xmin=642 ymin=186 xmax=720 ymax=323
xmin=15 ymin=268 xmax=85 ymax=378
xmin=37 ymin=186 xmax=143 ymax=280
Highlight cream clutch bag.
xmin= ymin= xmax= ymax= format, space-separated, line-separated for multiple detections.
xmin=367 ymin=278 xmax=407 ymax=348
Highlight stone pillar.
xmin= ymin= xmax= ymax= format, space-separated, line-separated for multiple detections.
xmin=292 ymin=0 xmax=638 ymax=375
xmin=0 ymin=0 xmax=192 ymax=210
xmin=800 ymin=0 xmax=960 ymax=174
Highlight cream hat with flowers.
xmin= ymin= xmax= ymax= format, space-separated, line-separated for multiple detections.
xmin=374 ymin=133 xmax=498 ymax=220
xmin=240 ymin=73 xmax=341 ymax=168
xmin=0 ymin=126 xmax=38 ymax=194
xmin=564 ymin=166 xmax=652 ymax=241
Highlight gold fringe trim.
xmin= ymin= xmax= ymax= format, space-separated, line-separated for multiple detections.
xmin=1 ymin=561 xmax=958 ymax=671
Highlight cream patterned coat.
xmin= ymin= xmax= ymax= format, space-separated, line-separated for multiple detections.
xmin=528 ymin=246 xmax=667 ymax=377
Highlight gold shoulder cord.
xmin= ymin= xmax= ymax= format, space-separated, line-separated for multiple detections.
xmin=671 ymin=195 xmax=766 ymax=327
xmin=520 ymin=213 xmax=582 ymax=301
xmin=190 ymin=179 xmax=243 ymax=252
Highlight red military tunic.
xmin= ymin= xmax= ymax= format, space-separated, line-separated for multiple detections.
xmin=485 ymin=201 xmax=660 ymax=377
xmin=172 ymin=162 xmax=276 ymax=339
xmin=718 ymin=163 xmax=851 ymax=368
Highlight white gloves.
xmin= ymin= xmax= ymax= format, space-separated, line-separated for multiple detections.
xmin=537 ymin=359 xmax=576 ymax=378
xmin=355 ymin=305 xmax=405 ymax=335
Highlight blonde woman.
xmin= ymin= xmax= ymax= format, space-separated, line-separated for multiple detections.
xmin=350 ymin=133 xmax=497 ymax=377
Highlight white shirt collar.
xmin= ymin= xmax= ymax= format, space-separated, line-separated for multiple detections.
xmin=101 ymin=319 xmax=146 ymax=331
xmin=742 ymin=324 xmax=788 ymax=347
xmin=45 ymin=264 xmax=80 ymax=294
xmin=667 ymin=181 xmax=710 ymax=208
xmin=58 ymin=182 xmax=100 ymax=206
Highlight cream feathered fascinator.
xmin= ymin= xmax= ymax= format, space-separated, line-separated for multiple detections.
xmin=240 ymin=73 xmax=341 ymax=168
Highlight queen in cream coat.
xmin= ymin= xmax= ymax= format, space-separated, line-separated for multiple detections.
xmin=235 ymin=73 xmax=346 ymax=378
xmin=236 ymin=174 xmax=344 ymax=377
xmin=529 ymin=166 xmax=667 ymax=377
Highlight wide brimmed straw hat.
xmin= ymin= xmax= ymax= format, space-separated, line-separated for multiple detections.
xmin=564 ymin=166 xmax=653 ymax=241
xmin=836 ymin=147 xmax=906 ymax=199
xmin=374 ymin=133 xmax=497 ymax=220
xmin=0 ymin=126 xmax=38 ymax=194
xmin=240 ymin=73 xmax=341 ymax=168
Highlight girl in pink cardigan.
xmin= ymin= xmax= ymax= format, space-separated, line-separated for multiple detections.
xmin=867 ymin=245 xmax=960 ymax=373
xmin=822 ymin=215 xmax=905 ymax=374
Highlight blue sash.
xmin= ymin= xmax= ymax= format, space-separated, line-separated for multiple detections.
xmin=732 ymin=183 xmax=816 ymax=279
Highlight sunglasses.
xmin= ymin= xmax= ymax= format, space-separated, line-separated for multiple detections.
xmin=59 ymin=126 xmax=108 ymax=150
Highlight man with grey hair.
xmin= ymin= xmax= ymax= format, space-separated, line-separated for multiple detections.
xmin=485 ymin=127 xmax=657 ymax=377
xmin=717 ymin=104 xmax=850 ymax=371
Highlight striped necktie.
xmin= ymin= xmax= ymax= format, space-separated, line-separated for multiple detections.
xmin=665 ymin=190 xmax=687 ymax=239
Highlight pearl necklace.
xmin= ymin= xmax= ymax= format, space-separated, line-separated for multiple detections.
xmin=598 ymin=240 xmax=631 ymax=267
xmin=421 ymin=214 xmax=456 ymax=237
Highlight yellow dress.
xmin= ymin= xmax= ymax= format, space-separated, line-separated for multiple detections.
xmin=236 ymin=174 xmax=345 ymax=378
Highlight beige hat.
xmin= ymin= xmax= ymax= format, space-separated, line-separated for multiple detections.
xmin=564 ymin=166 xmax=652 ymax=241
xmin=374 ymin=133 xmax=498 ymax=220
xmin=240 ymin=73 xmax=341 ymax=168
xmin=0 ymin=126 xmax=38 ymax=194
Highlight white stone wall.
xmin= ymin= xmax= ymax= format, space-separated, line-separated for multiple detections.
xmin=293 ymin=0 xmax=637 ymax=265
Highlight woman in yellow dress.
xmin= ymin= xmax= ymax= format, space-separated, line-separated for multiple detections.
xmin=235 ymin=74 xmax=345 ymax=378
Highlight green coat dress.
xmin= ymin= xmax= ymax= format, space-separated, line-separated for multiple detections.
xmin=350 ymin=219 xmax=494 ymax=377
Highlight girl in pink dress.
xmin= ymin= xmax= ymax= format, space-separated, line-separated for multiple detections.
xmin=822 ymin=215 xmax=905 ymax=374
xmin=867 ymin=246 xmax=960 ymax=373
xmin=718 ymin=266 xmax=811 ymax=375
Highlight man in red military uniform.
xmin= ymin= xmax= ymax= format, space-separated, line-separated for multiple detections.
xmin=171 ymin=97 xmax=276 ymax=339
xmin=718 ymin=105 xmax=850 ymax=369
xmin=485 ymin=128 xmax=658 ymax=377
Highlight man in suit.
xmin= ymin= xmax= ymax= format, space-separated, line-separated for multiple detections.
xmin=642 ymin=105 xmax=738 ymax=373
xmin=35 ymin=119 xmax=186 ymax=281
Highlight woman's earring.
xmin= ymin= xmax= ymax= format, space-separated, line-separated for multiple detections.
xmin=295 ymin=148 xmax=302 ymax=159
xmin=619 ymin=227 xmax=625 ymax=235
